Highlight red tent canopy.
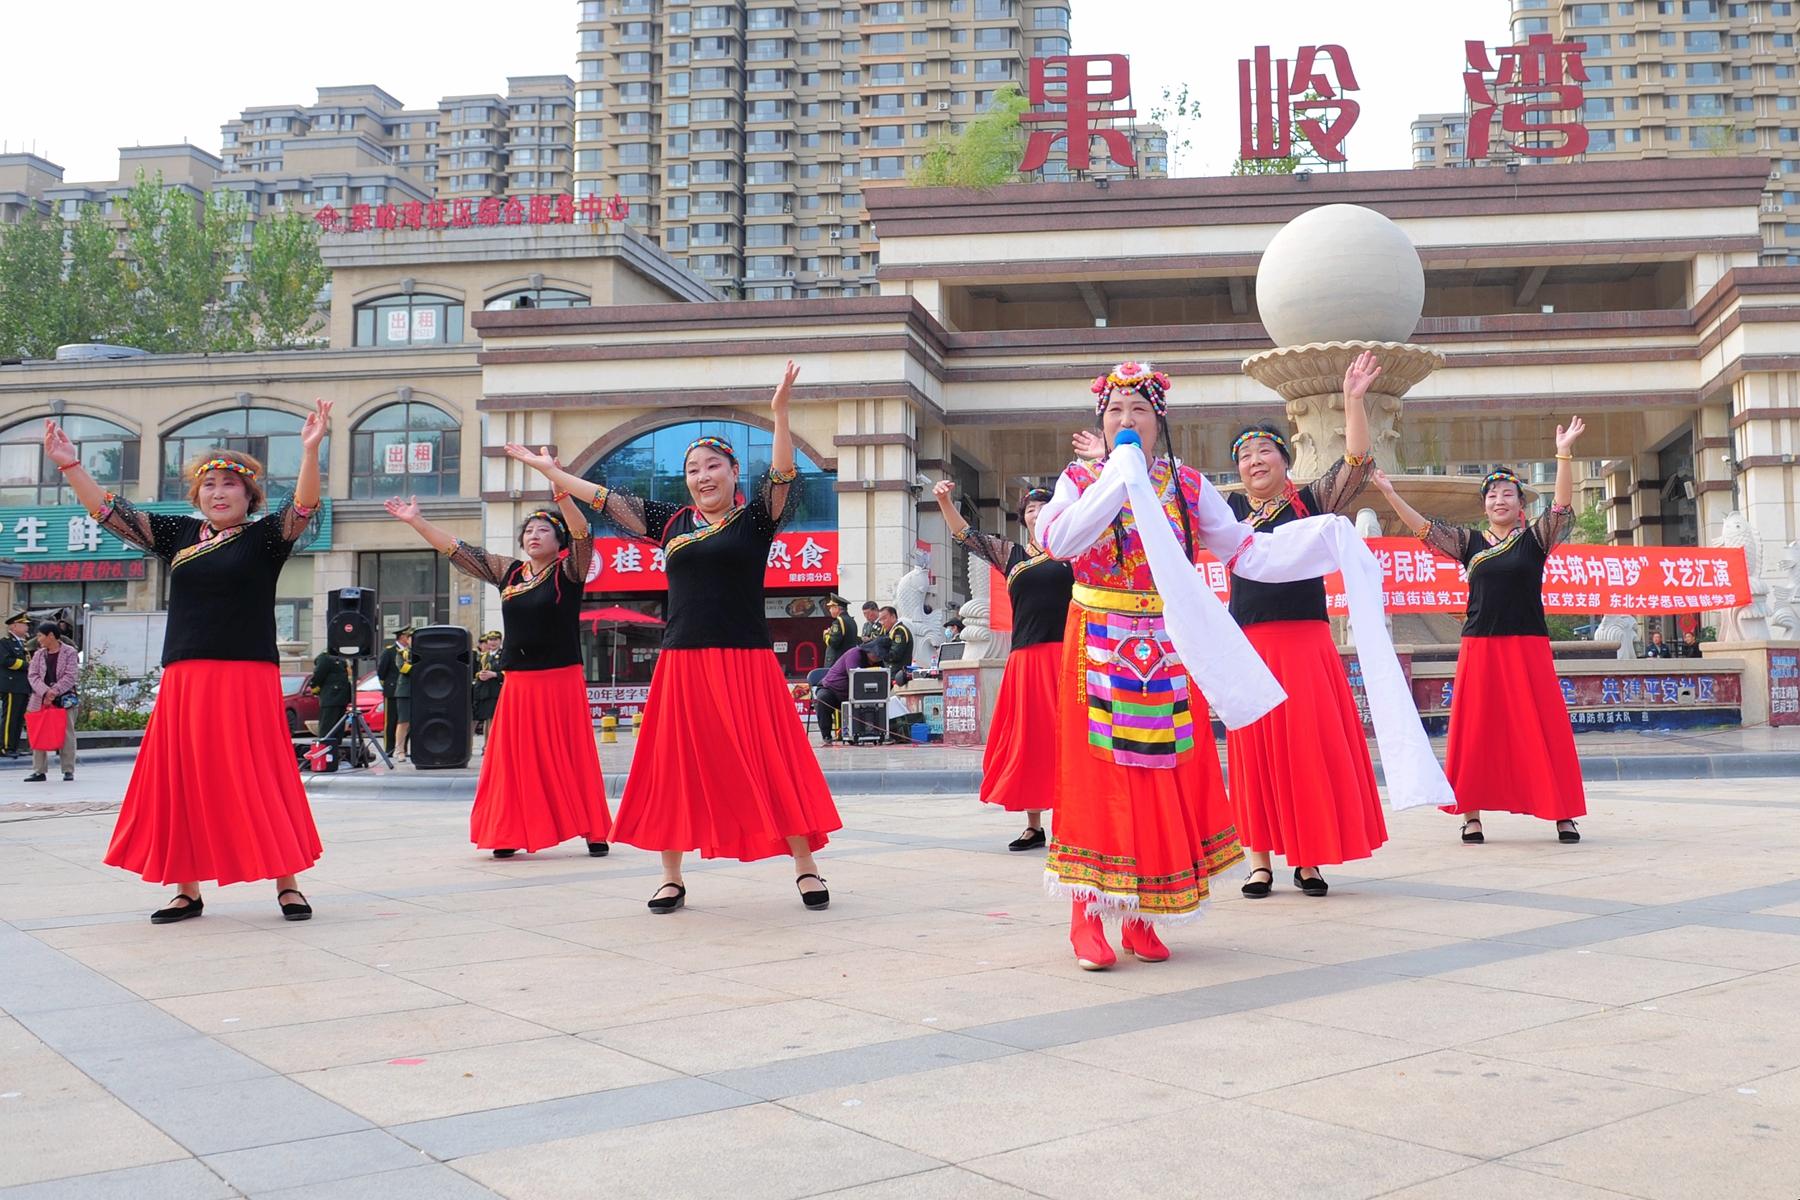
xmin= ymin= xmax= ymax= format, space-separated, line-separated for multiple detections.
xmin=581 ymin=606 xmax=665 ymax=627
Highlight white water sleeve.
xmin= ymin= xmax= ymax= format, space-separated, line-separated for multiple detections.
xmin=1036 ymin=460 xmax=1131 ymax=560
xmin=1230 ymin=512 xmax=1455 ymax=810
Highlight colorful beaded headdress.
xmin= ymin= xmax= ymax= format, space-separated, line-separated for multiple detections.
xmin=522 ymin=508 xmax=569 ymax=536
xmin=1091 ymin=361 xmax=1172 ymax=416
xmin=685 ymin=436 xmax=737 ymax=465
xmin=193 ymin=457 xmax=258 ymax=481
xmin=1480 ymin=468 xmax=1525 ymax=497
xmin=1016 ymin=487 xmax=1052 ymax=521
xmin=1231 ymin=428 xmax=1290 ymax=458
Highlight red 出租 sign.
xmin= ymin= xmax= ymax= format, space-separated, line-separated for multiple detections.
xmin=586 ymin=531 xmax=838 ymax=593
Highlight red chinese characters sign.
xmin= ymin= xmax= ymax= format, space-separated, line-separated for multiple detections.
xmin=586 ymin=531 xmax=838 ymax=593
xmin=1020 ymin=55 xmax=1137 ymax=172
xmin=1238 ymin=45 xmax=1360 ymax=163
xmin=314 ymin=193 xmax=629 ymax=234
xmin=1464 ymin=33 xmax=1590 ymax=159
xmin=18 ymin=559 xmax=148 ymax=584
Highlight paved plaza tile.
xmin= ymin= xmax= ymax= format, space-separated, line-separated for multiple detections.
xmin=2 ymin=767 xmax=1798 ymax=1198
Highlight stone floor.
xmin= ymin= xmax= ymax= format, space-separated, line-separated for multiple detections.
xmin=2 ymin=765 xmax=1799 ymax=1199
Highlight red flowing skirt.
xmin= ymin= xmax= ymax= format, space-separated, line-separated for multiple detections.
xmin=1226 ymin=621 xmax=1387 ymax=866
xmin=613 ymin=648 xmax=841 ymax=861
xmin=979 ymin=641 xmax=1061 ymax=813
xmin=106 ymin=660 xmax=321 ymax=887
xmin=1047 ymin=607 xmax=1244 ymax=922
xmin=1443 ymin=635 xmax=1586 ymax=820
xmin=471 ymin=665 xmax=612 ymax=851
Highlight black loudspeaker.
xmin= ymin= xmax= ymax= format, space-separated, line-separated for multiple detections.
xmin=409 ymin=624 xmax=472 ymax=769
xmin=849 ymin=667 xmax=890 ymax=701
xmin=326 ymin=587 xmax=378 ymax=657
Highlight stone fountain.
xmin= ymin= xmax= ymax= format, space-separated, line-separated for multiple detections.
xmin=1239 ymin=203 xmax=1492 ymax=529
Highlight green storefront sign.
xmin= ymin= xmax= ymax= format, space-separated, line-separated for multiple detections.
xmin=2 ymin=500 xmax=332 ymax=583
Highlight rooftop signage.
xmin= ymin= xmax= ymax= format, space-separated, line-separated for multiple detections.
xmin=312 ymin=193 xmax=629 ymax=234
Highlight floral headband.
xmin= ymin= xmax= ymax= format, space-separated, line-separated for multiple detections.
xmin=1231 ymin=429 xmax=1289 ymax=458
xmin=193 ymin=457 xmax=258 ymax=481
xmin=1091 ymin=361 xmax=1172 ymax=416
xmin=686 ymin=436 xmax=737 ymax=465
xmin=1480 ymin=469 xmax=1525 ymax=496
xmin=523 ymin=508 xmax=569 ymax=535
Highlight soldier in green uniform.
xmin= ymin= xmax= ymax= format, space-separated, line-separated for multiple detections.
xmin=307 ymin=647 xmax=356 ymax=745
xmin=822 ymin=595 xmax=857 ymax=668
xmin=878 ymin=605 xmax=914 ymax=680
xmin=377 ymin=627 xmax=413 ymax=758
xmin=1 ymin=611 xmax=32 ymax=758
xmin=859 ymin=601 xmax=881 ymax=641
xmin=472 ymin=631 xmax=504 ymax=735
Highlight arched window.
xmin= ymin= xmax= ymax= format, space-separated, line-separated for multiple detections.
xmin=584 ymin=418 xmax=835 ymax=530
xmin=484 ymin=287 xmax=591 ymax=310
xmin=0 ymin=415 xmax=139 ymax=507
xmin=353 ymin=293 xmax=465 ymax=347
xmin=350 ymin=401 xmax=461 ymax=498
xmin=160 ymin=408 xmax=328 ymax=503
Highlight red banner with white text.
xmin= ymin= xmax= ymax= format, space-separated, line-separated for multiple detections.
xmin=585 ymin=531 xmax=838 ymax=593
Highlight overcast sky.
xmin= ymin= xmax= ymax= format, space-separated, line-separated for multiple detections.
xmin=0 ymin=0 xmax=1509 ymax=184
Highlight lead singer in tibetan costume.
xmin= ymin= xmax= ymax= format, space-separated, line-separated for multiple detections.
xmin=57 ymin=405 xmax=332 ymax=925
xmin=515 ymin=362 xmax=841 ymax=914
xmin=1372 ymin=416 xmax=1589 ymax=844
xmin=933 ymin=479 xmax=1075 ymax=851
xmin=1039 ymin=363 xmax=1453 ymax=970
xmin=385 ymin=469 xmax=612 ymax=860
xmin=1224 ymin=351 xmax=1387 ymax=899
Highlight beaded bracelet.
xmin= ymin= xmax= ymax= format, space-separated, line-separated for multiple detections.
xmin=1413 ymin=522 xmax=1432 ymax=540
xmin=590 ymin=484 xmax=610 ymax=506
xmin=1344 ymin=452 xmax=1375 ymax=466
xmin=291 ymin=501 xmax=317 ymax=519
xmin=55 ymin=460 xmax=80 ymax=473
xmin=768 ymin=464 xmax=800 ymax=485
xmin=552 ymin=489 xmax=570 ymax=503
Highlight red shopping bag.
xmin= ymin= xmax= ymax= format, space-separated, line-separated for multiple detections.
xmin=25 ymin=706 xmax=67 ymax=751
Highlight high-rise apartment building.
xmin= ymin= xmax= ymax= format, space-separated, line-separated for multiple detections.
xmin=1408 ymin=112 xmax=1471 ymax=168
xmin=570 ymin=0 xmax=1159 ymax=299
xmin=218 ymin=78 xmax=575 ymax=213
xmin=1416 ymin=0 xmax=1799 ymax=261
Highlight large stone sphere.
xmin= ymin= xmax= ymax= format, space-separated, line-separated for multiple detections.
xmin=1254 ymin=203 xmax=1425 ymax=347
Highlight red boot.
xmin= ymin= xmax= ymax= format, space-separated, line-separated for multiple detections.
xmin=1070 ymin=899 xmax=1116 ymax=970
xmin=1120 ymin=918 xmax=1169 ymax=962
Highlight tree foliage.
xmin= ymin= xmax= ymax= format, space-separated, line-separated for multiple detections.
xmin=909 ymin=83 xmax=1028 ymax=187
xmin=0 ymin=171 xmax=330 ymax=360
xmin=1147 ymin=83 xmax=1198 ymax=176
xmin=1230 ymin=91 xmax=1330 ymax=176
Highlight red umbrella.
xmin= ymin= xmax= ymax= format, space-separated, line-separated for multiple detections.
xmin=581 ymin=606 xmax=665 ymax=627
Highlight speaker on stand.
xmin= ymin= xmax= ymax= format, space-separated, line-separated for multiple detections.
xmin=409 ymin=625 xmax=473 ymax=769
xmin=318 ymin=587 xmax=387 ymax=770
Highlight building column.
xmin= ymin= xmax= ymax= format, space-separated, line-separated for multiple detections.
xmin=1732 ymin=372 xmax=1800 ymax=613
xmin=833 ymin=394 xmax=919 ymax=608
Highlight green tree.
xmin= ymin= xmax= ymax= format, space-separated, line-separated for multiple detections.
xmin=1147 ymin=83 xmax=1198 ymax=176
xmin=1569 ymin=495 xmax=1609 ymax=544
xmin=239 ymin=207 xmax=329 ymax=349
xmin=0 ymin=210 xmax=66 ymax=358
xmin=1231 ymin=91 xmax=1329 ymax=176
xmin=116 ymin=173 xmax=253 ymax=354
xmin=909 ymin=83 xmax=1028 ymax=187
xmin=60 ymin=203 xmax=131 ymax=346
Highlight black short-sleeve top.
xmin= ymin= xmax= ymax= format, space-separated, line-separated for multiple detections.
xmin=1420 ymin=507 xmax=1574 ymax=639
xmin=446 ymin=535 xmax=594 ymax=671
xmin=1225 ymin=455 xmax=1374 ymax=627
xmin=954 ymin=526 xmax=1074 ymax=651
xmin=97 ymin=494 xmax=315 ymax=666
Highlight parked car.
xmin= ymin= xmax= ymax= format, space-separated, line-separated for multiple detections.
xmin=283 ymin=670 xmax=385 ymax=736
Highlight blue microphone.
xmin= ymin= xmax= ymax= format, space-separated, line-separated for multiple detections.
xmin=1113 ymin=429 xmax=1142 ymax=448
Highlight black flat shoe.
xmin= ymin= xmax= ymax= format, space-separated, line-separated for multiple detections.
xmin=648 ymin=882 xmax=686 ymax=914
xmin=1294 ymin=868 xmax=1329 ymax=897
xmin=278 ymin=889 xmax=313 ymax=921
xmin=62 ymin=772 xmax=73 ymax=782
xmin=492 ymin=848 xmax=518 ymax=859
xmin=796 ymin=872 xmax=830 ymax=910
xmin=1241 ymin=867 xmax=1273 ymax=898
xmin=1007 ymin=827 xmax=1046 ymax=852
xmin=1557 ymin=821 xmax=1581 ymax=844
xmin=1461 ymin=821 xmax=1484 ymax=844
xmin=587 ymin=841 xmax=610 ymax=857
xmin=150 ymin=894 xmax=203 ymax=924
xmin=23 ymin=773 xmax=45 ymax=783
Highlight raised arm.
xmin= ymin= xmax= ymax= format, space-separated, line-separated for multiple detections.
xmin=767 ymin=360 xmax=799 ymax=522
xmin=384 ymin=496 xmax=516 ymax=588
xmin=281 ymin=399 xmax=331 ymax=541
xmin=502 ymin=442 xmax=675 ymax=542
xmin=1307 ymin=351 xmax=1379 ymax=514
xmin=936 ymin=479 xmax=1016 ymax=571
xmin=1037 ymin=461 xmax=1125 ymax=560
xmin=43 ymin=419 xmax=157 ymax=550
xmin=1371 ymin=470 xmax=1470 ymax=560
xmin=1534 ymin=415 xmax=1585 ymax=550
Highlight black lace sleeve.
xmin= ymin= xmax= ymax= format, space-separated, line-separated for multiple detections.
xmin=746 ymin=469 xmax=802 ymax=540
xmin=589 ymin=484 xmax=684 ymax=545
xmin=561 ymin=531 xmax=594 ymax=583
xmin=1531 ymin=505 xmax=1575 ymax=553
xmin=1307 ymin=454 xmax=1376 ymax=516
xmin=258 ymin=496 xmax=320 ymax=563
xmin=96 ymin=493 xmax=193 ymax=561
xmin=1419 ymin=518 xmax=1474 ymax=563
xmin=952 ymin=526 xmax=1019 ymax=573
xmin=447 ymin=540 xmax=521 ymax=589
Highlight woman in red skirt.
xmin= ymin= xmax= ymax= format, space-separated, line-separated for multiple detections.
xmin=1224 ymin=350 xmax=1386 ymax=899
xmin=385 ymin=468 xmax=611 ymax=860
xmin=1372 ymin=415 xmax=1589 ymax=843
xmin=47 ymin=405 xmax=331 ymax=924
xmin=933 ymin=478 xmax=1074 ymax=851
xmin=517 ymin=362 xmax=841 ymax=913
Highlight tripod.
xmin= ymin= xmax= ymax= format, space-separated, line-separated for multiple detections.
xmin=316 ymin=655 xmax=391 ymax=772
